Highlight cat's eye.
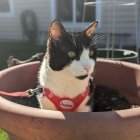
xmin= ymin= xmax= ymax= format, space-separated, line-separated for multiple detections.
xmin=89 ymin=50 xmax=94 ymax=56
xmin=68 ymin=51 xmax=76 ymax=58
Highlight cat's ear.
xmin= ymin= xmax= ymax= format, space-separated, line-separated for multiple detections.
xmin=49 ymin=20 xmax=66 ymax=40
xmin=84 ymin=21 xmax=98 ymax=38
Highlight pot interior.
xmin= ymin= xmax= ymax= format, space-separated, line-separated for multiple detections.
xmin=0 ymin=60 xmax=140 ymax=111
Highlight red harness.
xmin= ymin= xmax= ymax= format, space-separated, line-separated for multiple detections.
xmin=44 ymin=87 xmax=89 ymax=112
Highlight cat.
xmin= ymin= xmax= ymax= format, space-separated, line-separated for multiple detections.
xmin=38 ymin=20 xmax=98 ymax=112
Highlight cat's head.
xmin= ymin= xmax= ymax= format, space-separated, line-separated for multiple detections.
xmin=46 ymin=20 xmax=98 ymax=80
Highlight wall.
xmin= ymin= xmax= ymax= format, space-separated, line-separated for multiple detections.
xmin=97 ymin=0 xmax=138 ymax=47
xmin=0 ymin=0 xmax=51 ymax=41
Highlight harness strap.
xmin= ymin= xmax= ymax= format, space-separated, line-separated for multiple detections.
xmin=44 ymin=87 xmax=90 ymax=112
xmin=0 ymin=91 xmax=29 ymax=97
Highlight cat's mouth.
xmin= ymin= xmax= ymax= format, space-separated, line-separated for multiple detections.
xmin=76 ymin=74 xmax=88 ymax=80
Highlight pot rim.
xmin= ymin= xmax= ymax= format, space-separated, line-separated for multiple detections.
xmin=0 ymin=95 xmax=140 ymax=118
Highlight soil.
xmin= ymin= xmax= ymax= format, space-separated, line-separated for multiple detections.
xmin=3 ymin=85 xmax=138 ymax=112
xmin=93 ymin=86 xmax=135 ymax=112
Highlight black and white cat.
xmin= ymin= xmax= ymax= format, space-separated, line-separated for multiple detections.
xmin=38 ymin=20 xmax=98 ymax=112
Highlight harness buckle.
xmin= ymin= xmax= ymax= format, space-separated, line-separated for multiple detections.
xmin=27 ymin=86 xmax=43 ymax=97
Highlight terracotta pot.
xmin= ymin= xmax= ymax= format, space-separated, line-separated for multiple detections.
xmin=0 ymin=59 xmax=140 ymax=140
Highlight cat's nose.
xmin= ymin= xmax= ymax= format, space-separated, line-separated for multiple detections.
xmin=84 ymin=65 xmax=91 ymax=72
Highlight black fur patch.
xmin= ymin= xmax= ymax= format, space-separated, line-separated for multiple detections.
xmin=48 ymin=32 xmax=96 ymax=71
xmin=76 ymin=74 xmax=88 ymax=80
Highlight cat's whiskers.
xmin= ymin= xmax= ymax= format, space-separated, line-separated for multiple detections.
xmin=90 ymin=35 xmax=104 ymax=45
xmin=89 ymin=35 xmax=105 ymax=48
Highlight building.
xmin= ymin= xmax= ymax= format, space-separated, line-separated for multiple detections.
xmin=0 ymin=0 xmax=139 ymax=48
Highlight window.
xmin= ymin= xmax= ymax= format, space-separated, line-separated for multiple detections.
xmin=0 ymin=0 xmax=14 ymax=17
xmin=51 ymin=0 xmax=101 ymax=28
xmin=56 ymin=0 xmax=72 ymax=22
xmin=76 ymin=0 xmax=96 ymax=22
